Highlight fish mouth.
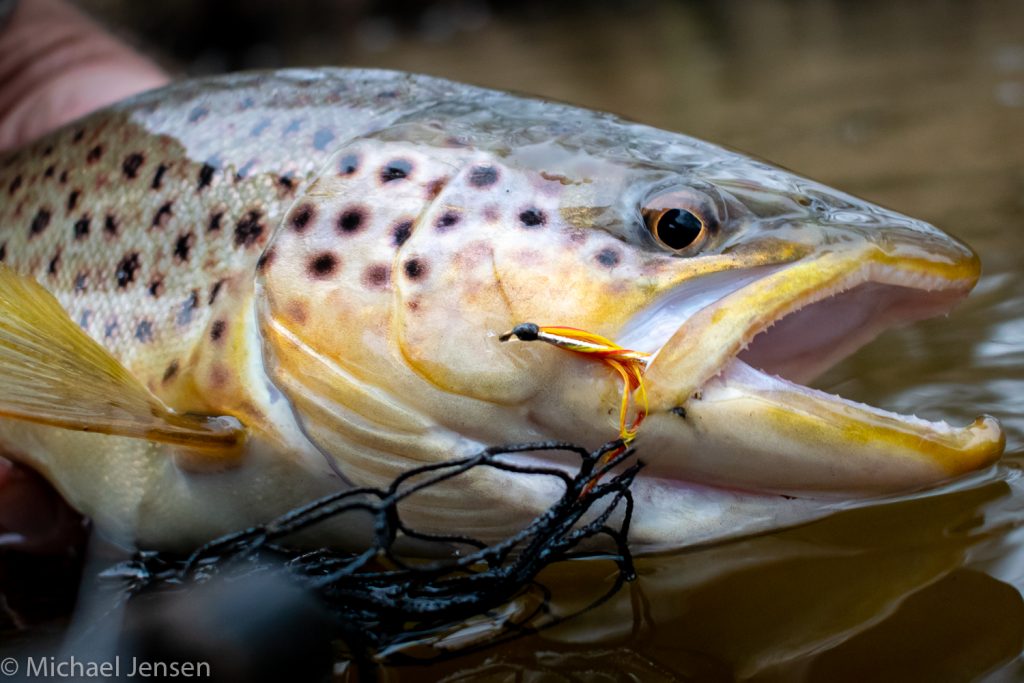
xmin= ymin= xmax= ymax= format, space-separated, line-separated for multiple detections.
xmin=620 ymin=244 xmax=1005 ymax=496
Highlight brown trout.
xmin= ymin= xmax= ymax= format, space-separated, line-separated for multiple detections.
xmin=0 ymin=69 xmax=1005 ymax=550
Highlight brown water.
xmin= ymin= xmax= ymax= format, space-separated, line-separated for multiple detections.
xmin=80 ymin=0 xmax=1024 ymax=679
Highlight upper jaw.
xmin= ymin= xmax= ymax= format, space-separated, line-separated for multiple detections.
xmin=619 ymin=241 xmax=1004 ymax=494
xmin=640 ymin=242 xmax=982 ymax=405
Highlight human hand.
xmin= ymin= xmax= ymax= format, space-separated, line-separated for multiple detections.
xmin=0 ymin=0 xmax=166 ymax=555
xmin=0 ymin=0 xmax=168 ymax=151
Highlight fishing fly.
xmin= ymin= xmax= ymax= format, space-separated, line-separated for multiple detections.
xmin=500 ymin=323 xmax=651 ymax=483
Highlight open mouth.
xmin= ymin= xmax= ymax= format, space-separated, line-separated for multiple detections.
xmin=618 ymin=248 xmax=1005 ymax=496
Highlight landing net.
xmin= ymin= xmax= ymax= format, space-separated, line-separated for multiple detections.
xmin=100 ymin=439 xmax=641 ymax=667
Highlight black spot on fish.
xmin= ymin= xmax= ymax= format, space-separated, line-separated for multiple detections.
xmin=29 ymin=208 xmax=51 ymax=236
xmin=104 ymin=321 xmax=118 ymax=339
xmin=403 ymin=258 xmax=426 ymax=280
xmin=58 ymin=170 xmax=68 ymax=184
xmin=290 ymin=204 xmax=315 ymax=232
xmin=197 ymin=163 xmax=215 ymax=191
xmin=234 ymin=210 xmax=264 ymax=247
xmin=47 ymin=250 xmax=60 ymax=276
xmin=72 ymin=129 xmax=84 ymax=143
xmin=104 ymin=214 xmax=118 ymax=235
xmin=392 ymin=220 xmax=413 ymax=247
xmin=313 ymin=128 xmax=335 ymax=151
xmin=135 ymin=319 xmax=154 ymax=342
xmin=7 ymin=175 xmax=21 ymax=195
xmin=596 ymin=248 xmax=620 ymax=268
xmin=44 ymin=165 xmax=55 ymax=179
xmin=469 ymin=165 xmax=499 ymax=188
xmin=122 ymin=153 xmax=143 ymax=179
xmin=519 ymin=208 xmax=546 ymax=228
xmin=337 ymin=207 xmax=366 ymax=234
xmin=362 ymin=264 xmax=390 ymax=289
xmin=162 ymin=360 xmax=179 ymax=383
xmin=283 ymin=118 xmax=302 ymax=135
xmin=435 ymin=211 xmax=461 ymax=232
xmin=177 ymin=290 xmax=199 ymax=326
xmin=148 ymin=277 xmax=164 ymax=298
xmin=66 ymin=190 xmax=80 ymax=213
xmin=174 ymin=232 xmax=193 ymax=261
xmin=278 ymin=174 xmax=296 ymax=193
xmin=42 ymin=145 xmax=53 ymax=156
xmin=209 ymin=280 xmax=225 ymax=305
xmin=188 ymin=105 xmax=209 ymax=123
xmin=338 ymin=154 xmax=358 ymax=176
xmin=73 ymin=216 xmax=90 ymax=239
xmin=74 ymin=272 xmax=87 ymax=292
xmin=256 ymin=248 xmax=275 ymax=272
xmin=86 ymin=145 xmax=103 ymax=163
xmin=152 ymin=202 xmax=173 ymax=228
xmin=210 ymin=320 xmax=226 ymax=342
xmin=208 ymin=210 xmax=223 ymax=232
xmin=380 ymin=159 xmax=412 ymax=183
xmin=151 ymin=163 xmax=168 ymax=190
xmin=78 ymin=309 xmax=92 ymax=329
xmin=250 ymin=119 xmax=271 ymax=137
xmin=308 ymin=252 xmax=339 ymax=278
xmin=0 ymin=242 xmax=6 ymax=262
xmin=116 ymin=252 xmax=140 ymax=288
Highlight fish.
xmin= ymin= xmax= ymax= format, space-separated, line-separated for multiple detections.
xmin=0 ymin=68 xmax=1005 ymax=551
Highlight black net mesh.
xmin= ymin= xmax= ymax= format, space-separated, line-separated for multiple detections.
xmin=98 ymin=439 xmax=642 ymax=670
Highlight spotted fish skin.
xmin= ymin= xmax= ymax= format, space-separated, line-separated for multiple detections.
xmin=0 ymin=70 xmax=442 ymax=392
xmin=0 ymin=69 xmax=1001 ymax=551
xmin=0 ymin=70 xmax=487 ymax=547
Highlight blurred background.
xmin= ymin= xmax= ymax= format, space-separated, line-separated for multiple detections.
xmin=8 ymin=1 xmax=1024 ymax=680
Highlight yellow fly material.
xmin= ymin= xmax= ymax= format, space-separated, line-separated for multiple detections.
xmin=500 ymin=323 xmax=650 ymax=483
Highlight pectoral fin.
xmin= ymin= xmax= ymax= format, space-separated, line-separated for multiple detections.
xmin=0 ymin=265 xmax=244 ymax=454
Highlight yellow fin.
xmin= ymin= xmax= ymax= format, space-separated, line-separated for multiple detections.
xmin=0 ymin=265 xmax=244 ymax=454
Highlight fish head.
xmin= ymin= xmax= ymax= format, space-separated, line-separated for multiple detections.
xmin=255 ymin=106 xmax=1003 ymax=543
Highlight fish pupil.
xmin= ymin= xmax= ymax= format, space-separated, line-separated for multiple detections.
xmin=656 ymin=209 xmax=703 ymax=250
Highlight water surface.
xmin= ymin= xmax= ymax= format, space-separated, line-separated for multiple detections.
xmin=76 ymin=0 xmax=1024 ymax=678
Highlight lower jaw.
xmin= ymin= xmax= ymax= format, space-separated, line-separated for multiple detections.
xmin=632 ymin=356 xmax=1003 ymax=499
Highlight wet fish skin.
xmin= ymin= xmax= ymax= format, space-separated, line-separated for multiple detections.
xmin=0 ymin=69 xmax=1002 ymax=550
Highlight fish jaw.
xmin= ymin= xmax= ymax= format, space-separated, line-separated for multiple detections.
xmin=627 ymin=238 xmax=1004 ymax=496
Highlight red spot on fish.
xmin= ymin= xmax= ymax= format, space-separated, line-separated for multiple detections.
xmin=362 ymin=263 xmax=390 ymax=289
xmin=285 ymin=300 xmax=309 ymax=324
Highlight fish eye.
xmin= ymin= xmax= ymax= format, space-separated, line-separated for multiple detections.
xmin=644 ymin=207 xmax=707 ymax=252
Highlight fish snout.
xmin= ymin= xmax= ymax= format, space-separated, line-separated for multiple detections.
xmin=813 ymin=202 xmax=981 ymax=283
